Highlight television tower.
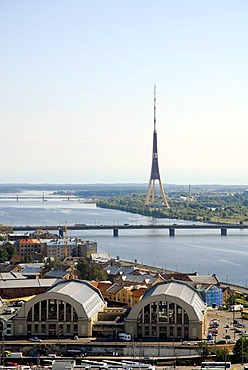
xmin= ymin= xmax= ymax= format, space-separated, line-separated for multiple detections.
xmin=145 ymin=86 xmax=169 ymax=208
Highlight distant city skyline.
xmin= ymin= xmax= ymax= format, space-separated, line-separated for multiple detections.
xmin=1 ymin=1 xmax=248 ymax=184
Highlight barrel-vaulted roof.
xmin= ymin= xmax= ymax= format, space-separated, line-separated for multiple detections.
xmin=127 ymin=280 xmax=206 ymax=322
xmin=16 ymin=279 xmax=106 ymax=321
xmin=47 ymin=279 xmax=105 ymax=318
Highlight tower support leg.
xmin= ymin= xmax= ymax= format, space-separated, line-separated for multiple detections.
xmin=221 ymin=228 xmax=227 ymax=236
xmin=113 ymin=228 xmax=119 ymax=237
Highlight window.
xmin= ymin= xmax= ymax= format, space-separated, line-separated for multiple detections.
xmin=73 ymin=324 xmax=78 ymax=334
xmin=169 ymin=325 xmax=175 ymax=337
xmin=176 ymin=306 xmax=183 ymax=324
xmin=144 ymin=304 xmax=150 ymax=324
xmin=151 ymin=302 xmax=157 ymax=324
xmin=66 ymin=303 xmax=71 ymax=321
xmin=137 ymin=311 xmax=142 ymax=324
xmin=41 ymin=324 xmax=46 ymax=334
xmin=34 ymin=302 xmax=39 ymax=321
xmin=48 ymin=300 xmax=57 ymax=320
xmin=27 ymin=324 xmax=32 ymax=336
xmin=158 ymin=301 xmax=167 ymax=322
xmin=144 ymin=326 xmax=149 ymax=336
xmin=27 ymin=308 xmax=32 ymax=322
xmin=72 ymin=307 xmax=78 ymax=322
xmin=59 ymin=301 xmax=64 ymax=321
xmin=152 ymin=326 xmax=157 ymax=337
xmin=41 ymin=300 xmax=46 ymax=321
xmin=169 ymin=302 xmax=175 ymax=323
xmin=184 ymin=311 xmax=189 ymax=324
xmin=49 ymin=324 xmax=56 ymax=336
xmin=177 ymin=326 xmax=182 ymax=337
xmin=66 ymin=324 xmax=71 ymax=333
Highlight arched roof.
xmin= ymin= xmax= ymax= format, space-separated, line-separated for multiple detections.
xmin=127 ymin=280 xmax=206 ymax=322
xmin=17 ymin=279 xmax=105 ymax=320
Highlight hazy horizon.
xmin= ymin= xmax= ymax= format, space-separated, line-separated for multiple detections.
xmin=1 ymin=1 xmax=248 ymax=184
xmin=0 ymin=182 xmax=247 ymax=188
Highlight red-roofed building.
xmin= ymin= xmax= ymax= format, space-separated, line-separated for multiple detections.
xmin=18 ymin=239 xmax=42 ymax=259
xmin=10 ymin=255 xmax=22 ymax=264
xmin=91 ymin=281 xmax=148 ymax=308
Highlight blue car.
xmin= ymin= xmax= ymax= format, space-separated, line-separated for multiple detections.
xmin=28 ymin=337 xmax=42 ymax=342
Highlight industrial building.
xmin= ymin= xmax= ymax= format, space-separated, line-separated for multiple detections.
xmin=125 ymin=280 xmax=207 ymax=340
xmin=13 ymin=279 xmax=106 ymax=337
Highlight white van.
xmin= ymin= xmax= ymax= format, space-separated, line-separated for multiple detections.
xmin=118 ymin=333 xmax=131 ymax=341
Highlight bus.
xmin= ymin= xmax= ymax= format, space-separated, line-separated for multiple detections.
xmin=201 ymin=362 xmax=231 ymax=370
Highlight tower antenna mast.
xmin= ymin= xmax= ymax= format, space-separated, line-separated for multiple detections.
xmin=145 ymin=85 xmax=169 ymax=208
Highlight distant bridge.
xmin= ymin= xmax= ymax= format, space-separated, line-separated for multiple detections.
xmin=0 ymin=195 xmax=76 ymax=201
xmin=11 ymin=223 xmax=248 ymax=236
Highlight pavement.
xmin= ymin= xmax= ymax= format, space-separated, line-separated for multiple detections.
xmin=206 ymin=308 xmax=247 ymax=343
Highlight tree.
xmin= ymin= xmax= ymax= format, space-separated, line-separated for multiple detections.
xmin=44 ymin=257 xmax=55 ymax=271
xmin=5 ymin=245 xmax=18 ymax=259
xmin=25 ymin=255 xmax=34 ymax=263
xmin=195 ymin=342 xmax=211 ymax=360
xmin=77 ymin=258 xmax=108 ymax=281
xmin=89 ymin=262 xmax=108 ymax=281
xmin=0 ymin=249 xmax=9 ymax=263
xmin=0 ymin=224 xmax=13 ymax=233
xmin=215 ymin=347 xmax=229 ymax=362
xmin=233 ymin=337 xmax=248 ymax=363
xmin=77 ymin=259 xmax=90 ymax=280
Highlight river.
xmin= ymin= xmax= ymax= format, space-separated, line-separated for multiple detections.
xmin=0 ymin=191 xmax=247 ymax=287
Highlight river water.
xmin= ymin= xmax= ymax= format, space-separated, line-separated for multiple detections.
xmin=0 ymin=191 xmax=247 ymax=287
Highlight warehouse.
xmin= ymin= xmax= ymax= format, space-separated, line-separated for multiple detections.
xmin=125 ymin=280 xmax=207 ymax=340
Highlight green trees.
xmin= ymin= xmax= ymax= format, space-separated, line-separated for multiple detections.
xmin=44 ymin=257 xmax=55 ymax=271
xmin=22 ymin=255 xmax=34 ymax=263
xmin=0 ymin=245 xmax=18 ymax=262
xmin=233 ymin=337 xmax=248 ymax=363
xmin=0 ymin=224 xmax=13 ymax=234
xmin=77 ymin=258 xmax=108 ymax=281
xmin=0 ymin=249 xmax=9 ymax=263
xmin=97 ymin=191 xmax=248 ymax=224
xmin=215 ymin=347 xmax=229 ymax=362
xmin=195 ymin=342 xmax=211 ymax=360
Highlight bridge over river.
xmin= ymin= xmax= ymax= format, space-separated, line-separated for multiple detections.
xmin=12 ymin=223 xmax=248 ymax=236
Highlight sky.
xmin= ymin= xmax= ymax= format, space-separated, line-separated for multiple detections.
xmin=1 ymin=1 xmax=248 ymax=185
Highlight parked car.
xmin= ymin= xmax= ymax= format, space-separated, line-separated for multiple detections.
xmin=235 ymin=323 xmax=246 ymax=328
xmin=235 ymin=328 xmax=243 ymax=333
xmin=207 ymin=340 xmax=214 ymax=345
xmin=216 ymin=340 xmax=227 ymax=344
xmin=209 ymin=329 xmax=218 ymax=334
xmin=28 ymin=337 xmax=42 ymax=342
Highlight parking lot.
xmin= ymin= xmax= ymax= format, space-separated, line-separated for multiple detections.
xmin=206 ymin=307 xmax=247 ymax=344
